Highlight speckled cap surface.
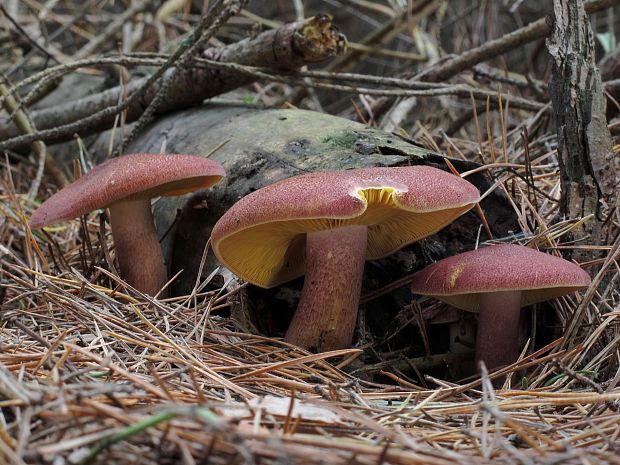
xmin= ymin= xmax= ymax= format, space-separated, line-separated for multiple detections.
xmin=410 ymin=243 xmax=591 ymax=312
xmin=212 ymin=166 xmax=480 ymax=288
xmin=30 ymin=153 xmax=225 ymax=228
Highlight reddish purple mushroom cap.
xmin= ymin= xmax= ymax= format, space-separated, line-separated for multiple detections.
xmin=31 ymin=153 xmax=226 ymax=228
xmin=410 ymin=243 xmax=592 ymax=311
xmin=212 ymin=166 xmax=480 ymax=288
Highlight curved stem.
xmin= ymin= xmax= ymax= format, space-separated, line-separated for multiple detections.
xmin=285 ymin=225 xmax=368 ymax=351
xmin=475 ymin=290 xmax=522 ymax=371
xmin=108 ymin=199 xmax=168 ymax=296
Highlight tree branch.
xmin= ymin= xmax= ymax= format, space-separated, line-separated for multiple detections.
xmin=0 ymin=15 xmax=346 ymax=151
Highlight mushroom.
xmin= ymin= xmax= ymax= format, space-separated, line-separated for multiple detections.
xmin=30 ymin=153 xmax=225 ymax=296
xmin=410 ymin=243 xmax=591 ymax=370
xmin=211 ymin=166 xmax=480 ymax=351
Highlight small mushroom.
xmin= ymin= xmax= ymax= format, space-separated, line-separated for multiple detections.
xmin=211 ymin=166 xmax=480 ymax=351
xmin=31 ymin=153 xmax=225 ymax=296
xmin=410 ymin=243 xmax=591 ymax=370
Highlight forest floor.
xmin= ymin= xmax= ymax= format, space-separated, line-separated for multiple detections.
xmin=1 ymin=1 xmax=619 ymax=464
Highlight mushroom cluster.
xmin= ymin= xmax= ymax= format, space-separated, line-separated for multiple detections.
xmin=211 ymin=166 xmax=480 ymax=351
xmin=31 ymin=154 xmax=592 ymax=374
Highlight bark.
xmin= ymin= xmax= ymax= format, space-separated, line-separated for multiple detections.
xmin=0 ymin=16 xmax=346 ymax=149
xmin=547 ymin=0 xmax=619 ymax=256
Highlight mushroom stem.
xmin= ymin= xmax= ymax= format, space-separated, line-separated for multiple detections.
xmin=475 ymin=290 xmax=522 ymax=371
xmin=285 ymin=225 xmax=368 ymax=351
xmin=108 ymin=199 xmax=168 ymax=296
